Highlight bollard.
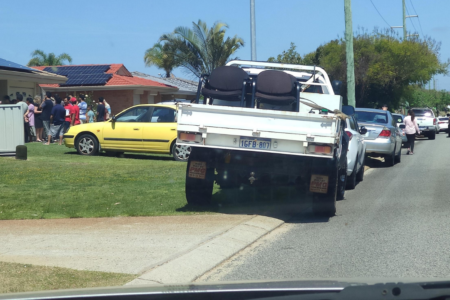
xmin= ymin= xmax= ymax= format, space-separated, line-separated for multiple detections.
xmin=16 ymin=145 xmax=27 ymax=160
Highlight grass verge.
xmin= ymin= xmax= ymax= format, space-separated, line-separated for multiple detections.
xmin=0 ymin=143 xmax=219 ymax=220
xmin=0 ymin=261 xmax=135 ymax=294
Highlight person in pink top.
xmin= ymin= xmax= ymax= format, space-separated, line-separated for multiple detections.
xmin=26 ymin=97 xmax=36 ymax=142
xmin=404 ymin=109 xmax=420 ymax=155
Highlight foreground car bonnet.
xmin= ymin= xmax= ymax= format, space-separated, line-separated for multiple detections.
xmin=4 ymin=279 xmax=450 ymax=300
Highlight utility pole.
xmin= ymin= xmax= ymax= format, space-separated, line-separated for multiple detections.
xmin=250 ymin=0 xmax=257 ymax=61
xmin=402 ymin=0 xmax=407 ymax=40
xmin=344 ymin=0 xmax=355 ymax=107
xmin=391 ymin=0 xmax=418 ymax=40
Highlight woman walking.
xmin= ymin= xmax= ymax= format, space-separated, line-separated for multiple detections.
xmin=404 ymin=109 xmax=420 ymax=155
xmin=33 ymin=95 xmax=44 ymax=142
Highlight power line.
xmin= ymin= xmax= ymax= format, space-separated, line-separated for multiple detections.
xmin=369 ymin=0 xmax=391 ymax=28
xmin=405 ymin=3 xmax=418 ymax=34
xmin=409 ymin=0 xmax=425 ymax=36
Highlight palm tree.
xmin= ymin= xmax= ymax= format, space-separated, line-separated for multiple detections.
xmin=27 ymin=50 xmax=73 ymax=66
xmin=144 ymin=42 xmax=179 ymax=78
xmin=158 ymin=20 xmax=244 ymax=78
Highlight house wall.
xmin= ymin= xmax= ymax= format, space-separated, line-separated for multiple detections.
xmin=92 ymin=90 xmax=134 ymax=115
xmin=8 ymin=80 xmax=36 ymax=101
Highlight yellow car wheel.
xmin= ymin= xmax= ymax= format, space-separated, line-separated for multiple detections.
xmin=172 ymin=143 xmax=191 ymax=162
xmin=76 ymin=134 xmax=99 ymax=156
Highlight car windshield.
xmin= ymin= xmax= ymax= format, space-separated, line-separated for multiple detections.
xmin=354 ymin=111 xmax=388 ymax=124
xmin=412 ymin=109 xmax=434 ymax=117
xmin=3 ymin=0 xmax=450 ymax=298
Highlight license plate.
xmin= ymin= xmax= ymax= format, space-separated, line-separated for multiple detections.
xmin=239 ymin=137 xmax=271 ymax=150
xmin=188 ymin=161 xmax=207 ymax=179
xmin=310 ymin=174 xmax=329 ymax=194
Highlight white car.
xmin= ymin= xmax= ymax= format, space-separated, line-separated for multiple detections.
xmin=438 ymin=117 xmax=448 ymax=132
xmin=344 ymin=111 xmax=367 ymax=190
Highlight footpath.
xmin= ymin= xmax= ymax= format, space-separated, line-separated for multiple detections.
xmin=0 ymin=214 xmax=285 ymax=285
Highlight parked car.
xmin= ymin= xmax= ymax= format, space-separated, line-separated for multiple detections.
xmin=343 ymin=108 xmax=367 ymax=189
xmin=438 ymin=117 xmax=449 ymax=132
xmin=354 ymin=108 xmax=402 ymax=166
xmin=63 ymin=103 xmax=191 ymax=161
xmin=392 ymin=113 xmax=408 ymax=146
xmin=411 ymin=108 xmax=439 ymax=139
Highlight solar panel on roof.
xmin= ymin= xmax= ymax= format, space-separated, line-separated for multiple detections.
xmin=43 ymin=65 xmax=112 ymax=86
xmin=0 ymin=58 xmax=35 ymax=72
xmin=60 ymin=73 xmax=112 ymax=86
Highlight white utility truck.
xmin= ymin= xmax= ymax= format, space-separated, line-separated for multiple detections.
xmin=176 ymin=61 xmax=349 ymax=217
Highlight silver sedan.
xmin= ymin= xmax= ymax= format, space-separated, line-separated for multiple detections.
xmin=355 ymin=108 xmax=403 ymax=166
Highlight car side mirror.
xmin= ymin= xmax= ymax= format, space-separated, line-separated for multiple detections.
xmin=112 ymin=115 xmax=117 ymax=122
xmin=399 ymin=124 xmax=406 ymax=129
xmin=359 ymin=126 xmax=367 ymax=135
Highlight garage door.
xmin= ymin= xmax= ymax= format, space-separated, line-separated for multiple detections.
xmin=9 ymin=87 xmax=35 ymax=101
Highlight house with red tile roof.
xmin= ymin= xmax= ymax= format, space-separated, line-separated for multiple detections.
xmin=31 ymin=64 xmax=179 ymax=114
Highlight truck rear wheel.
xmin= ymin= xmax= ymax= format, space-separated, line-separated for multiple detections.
xmin=429 ymin=131 xmax=436 ymax=140
xmin=311 ymin=161 xmax=338 ymax=217
xmin=185 ymin=148 xmax=214 ymax=205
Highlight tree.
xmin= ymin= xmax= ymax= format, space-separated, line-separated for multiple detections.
xmin=268 ymin=43 xmax=302 ymax=64
xmin=27 ymin=50 xmax=72 ymax=66
xmin=157 ymin=20 xmax=244 ymax=77
xmin=270 ymin=29 xmax=449 ymax=109
xmin=144 ymin=42 xmax=179 ymax=78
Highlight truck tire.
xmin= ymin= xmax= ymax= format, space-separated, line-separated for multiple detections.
xmin=346 ymin=160 xmax=357 ymax=190
xmin=185 ymin=148 xmax=214 ymax=205
xmin=429 ymin=131 xmax=436 ymax=140
xmin=312 ymin=160 xmax=338 ymax=217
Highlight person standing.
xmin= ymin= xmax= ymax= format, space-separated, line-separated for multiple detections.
xmin=404 ymin=109 xmax=420 ymax=155
xmin=63 ymin=96 xmax=74 ymax=134
xmin=103 ymin=99 xmax=111 ymax=120
xmin=78 ymin=95 xmax=87 ymax=124
xmin=17 ymin=94 xmax=30 ymax=143
xmin=96 ymin=97 xmax=106 ymax=122
xmin=40 ymin=92 xmax=54 ymax=142
xmin=86 ymin=105 xmax=95 ymax=123
xmin=70 ymin=97 xmax=80 ymax=126
xmin=33 ymin=95 xmax=44 ymax=142
xmin=382 ymin=104 xmax=388 ymax=111
xmin=45 ymin=97 xmax=65 ymax=145
xmin=26 ymin=97 xmax=36 ymax=142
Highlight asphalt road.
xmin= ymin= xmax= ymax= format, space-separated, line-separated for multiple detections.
xmin=200 ymin=133 xmax=450 ymax=282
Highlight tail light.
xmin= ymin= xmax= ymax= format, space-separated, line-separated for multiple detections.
xmin=378 ymin=128 xmax=391 ymax=138
xmin=309 ymin=145 xmax=332 ymax=155
xmin=433 ymin=118 xmax=436 ymax=125
xmin=178 ymin=132 xmax=201 ymax=143
xmin=345 ymin=131 xmax=353 ymax=141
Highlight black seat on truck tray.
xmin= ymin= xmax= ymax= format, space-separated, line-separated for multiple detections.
xmin=255 ymin=70 xmax=297 ymax=104
xmin=202 ymin=66 xmax=249 ymax=101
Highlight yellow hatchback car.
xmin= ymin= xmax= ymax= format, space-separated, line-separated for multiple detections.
xmin=63 ymin=103 xmax=191 ymax=161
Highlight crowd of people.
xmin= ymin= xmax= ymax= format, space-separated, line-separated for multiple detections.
xmin=2 ymin=92 xmax=112 ymax=145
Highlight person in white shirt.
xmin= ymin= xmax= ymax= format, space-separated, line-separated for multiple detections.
xmin=404 ymin=109 xmax=420 ymax=155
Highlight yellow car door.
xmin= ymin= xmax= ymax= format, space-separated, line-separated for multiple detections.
xmin=102 ymin=106 xmax=151 ymax=151
xmin=142 ymin=106 xmax=177 ymax=152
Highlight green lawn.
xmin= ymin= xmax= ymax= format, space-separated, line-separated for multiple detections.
xmin=0 ymin=261 xmax=135 ymax=294
xmin=0 ymin=143 xmax=218 ymax=220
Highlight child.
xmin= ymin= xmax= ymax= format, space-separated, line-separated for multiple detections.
xmin=86 ymin=105 xmax=95 ymax=123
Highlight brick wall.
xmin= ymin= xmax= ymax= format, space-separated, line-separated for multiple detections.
xmin=92 ymin=90 xmax=133 ymax=115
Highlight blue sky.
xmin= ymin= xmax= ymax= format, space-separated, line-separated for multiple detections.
xmin=1 ymin=0 xmax=449 ymax=90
